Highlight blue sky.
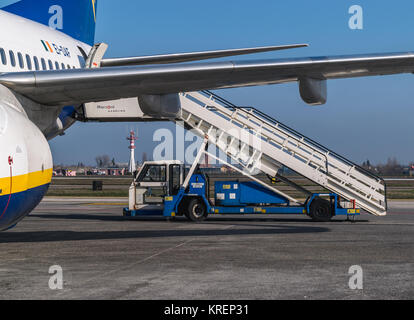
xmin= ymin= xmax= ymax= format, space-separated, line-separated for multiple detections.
xmin=49 ymin=0 xmax=414 ymax=166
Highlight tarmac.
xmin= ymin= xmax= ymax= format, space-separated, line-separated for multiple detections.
xmin=0 ymin=198 xmax=412 ymax=300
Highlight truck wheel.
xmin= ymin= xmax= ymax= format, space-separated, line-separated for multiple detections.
xmin=309 ymin=198 xmax=333 ymax=222
xmin=186 ymin=198 xmax=208 ymax=222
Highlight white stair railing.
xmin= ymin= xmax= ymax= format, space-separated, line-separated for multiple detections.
xmin=178 ymin=91 xmax=387 ymax=216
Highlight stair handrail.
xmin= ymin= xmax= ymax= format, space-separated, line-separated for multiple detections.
xmin=201 ymin=90 xmax=385 ymax=188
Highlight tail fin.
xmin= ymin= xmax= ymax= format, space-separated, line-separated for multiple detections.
xmin=0 ymin=0 xmax=97 ymax=45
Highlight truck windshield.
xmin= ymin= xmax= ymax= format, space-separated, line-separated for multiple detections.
xmin=140 ymin=165 xmax=166 ymax=182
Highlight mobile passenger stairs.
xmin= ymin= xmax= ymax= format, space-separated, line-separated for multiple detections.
xmin=124 ymin=91 xmax=387 ymax=222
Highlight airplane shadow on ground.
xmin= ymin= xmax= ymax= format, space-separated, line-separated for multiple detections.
xmin=0 ymin=214 xmax=332 ymax=243
xmin=28 ymin=213 xmax=369 ymax=224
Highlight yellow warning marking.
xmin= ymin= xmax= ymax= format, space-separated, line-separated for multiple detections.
xmin=0 ymin=168 xmax=53 ymax=195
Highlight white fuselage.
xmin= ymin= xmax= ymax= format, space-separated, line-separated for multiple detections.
xmin=0 ymin=10 xmax=90 ymax=74
xmin=0 ymin=10 xmax=92 ymax=230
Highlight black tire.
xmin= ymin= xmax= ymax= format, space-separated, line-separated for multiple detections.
xmin=178 ymin=198 xmax=189 ymax=218
xmin=186 ymin=198 xmax=208 ymax=222
xmin=309 ymin=198 xmax=333 ymax=222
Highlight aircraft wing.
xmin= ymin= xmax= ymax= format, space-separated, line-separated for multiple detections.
xmin=1 ymin=51 xmax=414 ymax=106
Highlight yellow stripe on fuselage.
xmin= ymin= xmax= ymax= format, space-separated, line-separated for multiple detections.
xmin=0 ymin=169 xmax=53 ymax=195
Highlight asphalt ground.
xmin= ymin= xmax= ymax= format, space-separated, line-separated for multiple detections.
xmin=0 ymin=198 xmax=412 ymax=300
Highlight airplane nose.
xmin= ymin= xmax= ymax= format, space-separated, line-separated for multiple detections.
xmin=0 ymin=101 xmax=53 ymax=231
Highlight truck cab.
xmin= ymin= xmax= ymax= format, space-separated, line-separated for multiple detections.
xmin=128 ymin=158 xmax=213 ymax=221
xmin=129 ymin=160 xmax=187 ymax=215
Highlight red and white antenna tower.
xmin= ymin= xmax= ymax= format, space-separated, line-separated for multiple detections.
xmin=127 ymin=130 xmax=137 ymax=173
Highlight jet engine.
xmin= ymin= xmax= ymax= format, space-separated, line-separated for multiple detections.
xmin=0 ymin=91 xmax=53 ymax=231
xmin=138 ymin=94 xmax=181 ymax=118
xmin=299 ymin=77 xmax=327 ymax=105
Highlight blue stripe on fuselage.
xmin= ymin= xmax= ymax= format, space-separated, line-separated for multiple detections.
xmin=0 ymin=183 xmax=50 ymax=231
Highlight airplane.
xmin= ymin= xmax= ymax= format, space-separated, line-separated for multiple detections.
xmin=1 ymin=0 xmax=414 ymax=231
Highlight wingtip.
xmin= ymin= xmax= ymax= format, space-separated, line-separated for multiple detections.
xmin=293 ymin=43 xmax=309 ymax=48
xmin=269 ymin=43 xmax=309 ymax=50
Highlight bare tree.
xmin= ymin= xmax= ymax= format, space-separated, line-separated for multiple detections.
xmin=378 ymin=157 xmax=403 ymax=176
xmin=95 ymin=156 xmax=103 ymax=168
xmin=95 ymin=155 xmax=111 ymax=168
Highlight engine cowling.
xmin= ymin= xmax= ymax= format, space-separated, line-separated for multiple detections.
xmin=138 ymin=93 xmax=181 ymax=118
xmin=299 ymin=77 xmax=327 ymax=105
xmin=0 ymin=101 xmax=53 ymax=231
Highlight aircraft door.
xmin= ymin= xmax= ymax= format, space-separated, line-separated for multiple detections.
xmin=169 ymin=164 xmax=181 ymax=196
xmin=137 ymin=164 xmax=167 ymax=204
